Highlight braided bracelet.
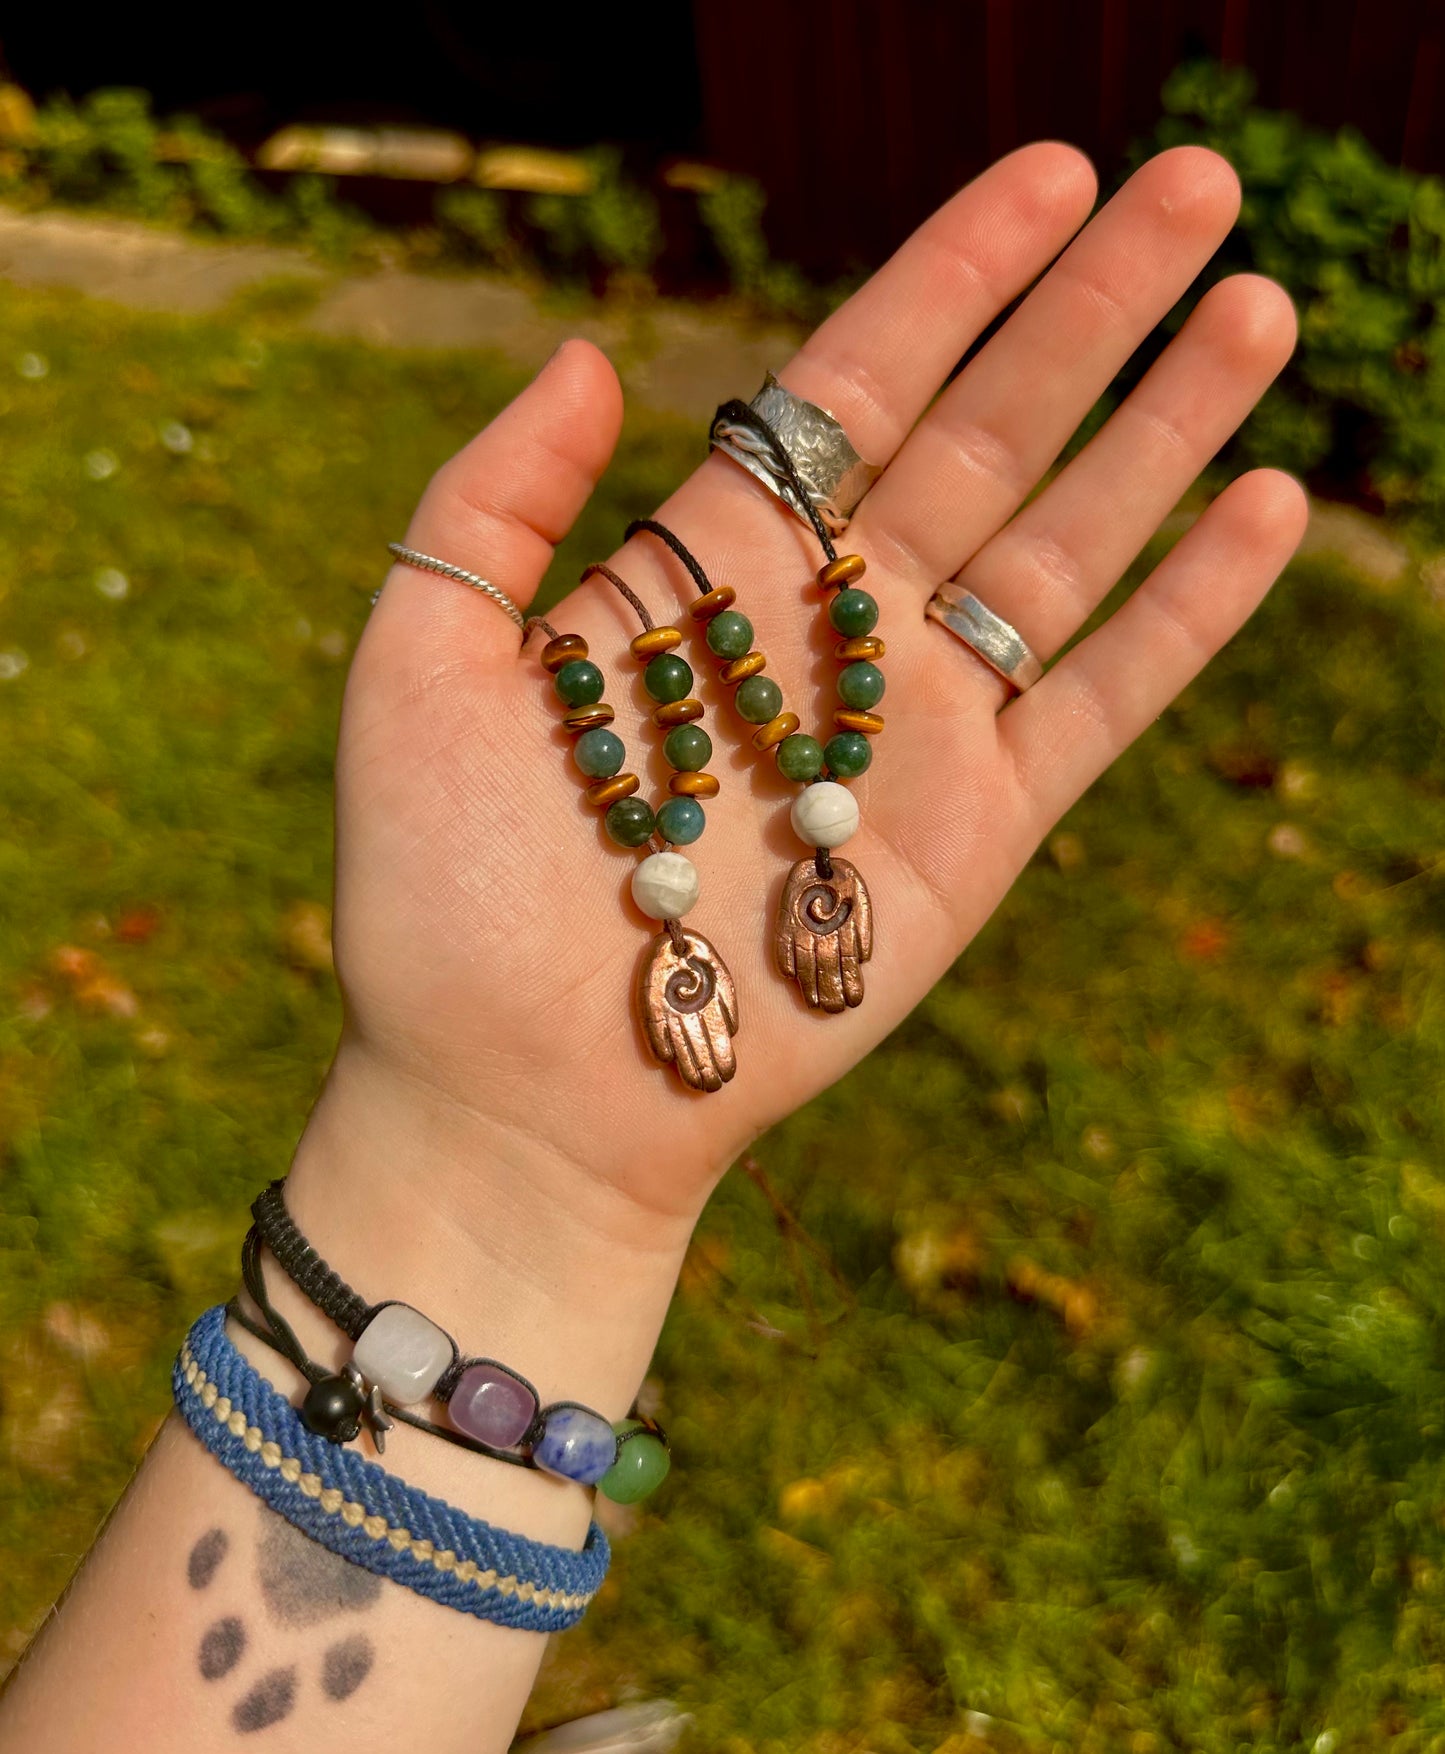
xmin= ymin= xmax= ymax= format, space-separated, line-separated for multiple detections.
xmin=250 ymin=1181 xmax=670 ymax=1503
xmin=174 ymin=1304 xmax=608 ymax=1631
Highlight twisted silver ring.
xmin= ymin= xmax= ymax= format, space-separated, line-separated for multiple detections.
xmin=384 ymin=543 xmax=526 ymax=630
xmin=925 ymin=581 xmax=1044 ymax=694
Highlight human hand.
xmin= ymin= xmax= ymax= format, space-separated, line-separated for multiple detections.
xmin=303 ymin=143 xmax=1305 ymax=1313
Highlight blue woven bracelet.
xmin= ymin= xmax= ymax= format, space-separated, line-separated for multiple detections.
xmin=173 ymin=1305 xmax=609 ymax=1633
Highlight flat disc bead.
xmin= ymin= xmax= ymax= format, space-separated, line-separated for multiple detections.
xmin=643 ymin=653 xmax=694 ymax=703
xmin=663 ymin=722 xmax=713 ymax=771
xmin=352 ymin=1305 xmax=453 ymax=1404
xmin=573 ymin=726 xmax=626 ymax=778
xmin=753 ymin=711 xmax=800 ymax=751
xmin=837 ymin=660 xmax=886 ymax=709
xmin=562 ymin=703 xmax=615 ymax=734
xmin=598 ymin=1420 xmax=671 ymax=1504
xmin=585 ymin=772 xmax=639 ymax=808
xmin=690 ymin=585 xmax=735 ymax=620
xmin=828 ymin=589 xmax=879 ymax=638
xmin=669 ymin=770 xmax=719 ymax=798
xmin=835 ymin=635 xmax=885 ymax=662
xmin=776 ymin=732 xmax=824 ymax=782
xmin=825 ymin=730 xmax=873 ymax=777
xmin=719 ymin=651 xmax=767 ymax=684
xmin=448 ymin=1363 xmax=538 ymax=1449
xmin=734 ymin=674 xmax=783 ymax=724
xmin=554 ymin=658 xmax=605 ymax=706
xmin=791 ymin=780 xmax=859 ymax=848
xmin=605 ymin=795 xmax=656 ymax=847
xmin=631 ymin=850 xmax=700 ymax=919
xmin=817 ymin=554 xmax=867 ymax=590
xmin=705 ymin=610 xmax=754 ymax=659
xmin=629 ymin=626 xmax=682 ymax=659
xmin=534 ymin=1405 xmax=618 ymax=1485
xmin=653 ymin=697 xmax=704 ymax=727
xmin=656 ymin=795 xmax=705 ymax=846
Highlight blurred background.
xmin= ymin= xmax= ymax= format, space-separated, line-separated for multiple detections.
xmin=2 ymin=3 xmax=1445 ymax=1749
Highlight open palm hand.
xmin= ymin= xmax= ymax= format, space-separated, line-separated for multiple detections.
xmin=328 ymin=144 xmax=1305 ymax=1245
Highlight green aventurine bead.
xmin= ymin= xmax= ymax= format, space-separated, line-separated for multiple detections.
xmin=663 ymin=722 xmax=713 ymax=772
xmin=776 ymin=732 xmax=824 ymax=782
xmin=734 ymin=674 xmax=783 ymax=724
xmin=705 ymin=609 xmax=754 ymax=659
xmin=643 ymin=653 xmax=694 ymax=703
xmin=604 ymin=796 xmax=656 ymax=847
xmin=837 ymin=660 xmax=886 ymax=709
xmin=573 ymin=727 xmax=625 ymax=778
xmin=825 ymin=730 xmax=873 ymax=778
xmin=656 ymin=796 xmax=705 ymax=845
xmin=554 ymin=659 xmax=605 ymax=707
xmin=598 ymin=1419 xmax=671 ymax=1504
xmin=828 ymin=589 xmax=879 ymax=638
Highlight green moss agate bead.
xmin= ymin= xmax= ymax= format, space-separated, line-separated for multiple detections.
xmin=573 ymin=727 xmax=626 ymax=778
xmin=598 ymin=1419 xmax=671 ymax=1504
xmin=705 ymin=609 xmax=754 ymax=659
xmin=554 ymin=658 xmax=605 ymax=707
xmin=824 ymin=730 xmax=873 ymax=778
xmin=656 ymin=796 xmax=705 ymax=846
xmin=828 ymin=589 xmax=879 ymax=638
xmin=734 ymin=674 xmax=784 ymax=724
xmin=776 ymin=732 xmax=824 ymax=782
xmin=837 ymin=660 xmax=886 ymax=709
xmin=643 ymin=652 xmax=694 ymax=703
xmin=604 ymin=796 xmax=657 ymax=847
xmin=663 ymin=722 xmax=713 ymax=772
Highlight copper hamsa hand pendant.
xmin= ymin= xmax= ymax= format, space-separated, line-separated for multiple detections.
xmin=775 ymin=857 xmax=873 ymax=1013
xmin=638 ymin=928 xmax=739 ymax=1092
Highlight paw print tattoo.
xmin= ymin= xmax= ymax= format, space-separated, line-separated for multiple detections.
xmin=187 ymin=1509 xmax=381 ymax=1732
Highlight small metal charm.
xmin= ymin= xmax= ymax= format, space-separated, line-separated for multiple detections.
xmin=638 ymin=928 xmax=739 ymax=1092
xmin=775 ymin=857 xmax=873 ymax=1013
xmin=343 ymin=1363 xmax=395 ymax=1455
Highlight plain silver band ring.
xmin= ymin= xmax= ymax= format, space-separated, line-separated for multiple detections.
xmin=384 ymin=543 xmax=526 ymax=630
xmin=925 ymin=583 xmax=1044 ymax=693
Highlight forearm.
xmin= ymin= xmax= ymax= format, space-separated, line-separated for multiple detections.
xmin=0 ymin=1044 xmax=696 ymax=1754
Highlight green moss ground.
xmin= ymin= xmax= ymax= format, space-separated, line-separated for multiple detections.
xmin=1 ymin=282 xmax=1444 ymax=1751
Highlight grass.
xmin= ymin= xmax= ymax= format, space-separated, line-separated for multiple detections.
xmin=1 ymin=279 xmax=1444 ymax=1753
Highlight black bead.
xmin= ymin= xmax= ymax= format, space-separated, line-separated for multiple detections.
xmin=301 ymin=1374 xmax=365 ymax=1443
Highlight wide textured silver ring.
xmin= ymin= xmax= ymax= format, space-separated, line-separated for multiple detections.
xmin=710 ymin=372 xmax=882 ymax=535
xmin=925 ymin=581 xmax=1044 ymax=694
xmin=383 ymin=543 xmax=525 ymax=629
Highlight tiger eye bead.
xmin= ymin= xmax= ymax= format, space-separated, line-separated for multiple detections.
xmin=817 ymin=554 xmax=867 ymax=591
xmin=562 ymin=703 xmax=615 ymax=734
xmin=669 ymin=770 xmax=720 ymax=798
xmin=834 ymin=708 xmax=885 ymax=735
xmin=629 ymin=626 xmax=682 ymax=660
xmin=835 ymin=635 xmax=886 ymax=663
xmin=541 ymin=634 xmax=588 ymax=673
xmin=690 ymin=586 xmax=736 ymax=620
xmin=653 ymin=697 xmax=704 ymax=727
xmin=753 ymin=711 xmax=800 ymax=751
xmin=720 ymin=651 xmax=767 ymax=684
xmin=585 ymin=773 xmax=640 ymax=807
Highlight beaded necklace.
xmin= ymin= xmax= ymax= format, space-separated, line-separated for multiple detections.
xmin=528 ymin=568 xmax=739 ymax=1092
xmin=628 ymin=497 xmax=882 ymax=1015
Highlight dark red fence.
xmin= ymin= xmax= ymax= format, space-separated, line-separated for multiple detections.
xmin=692 ymin=0 xmax=1445 ymax=273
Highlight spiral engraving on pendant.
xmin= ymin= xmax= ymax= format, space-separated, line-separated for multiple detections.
xmin=798 ymin=882 xmax=852 ymax=938
xmin=665 ymin=955 xmax=717 ymax=1015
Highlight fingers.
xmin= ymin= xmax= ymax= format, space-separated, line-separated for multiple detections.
xmin=859 ymin=147 xmax=1242 ymax=584
xmin=362 ymin=340 xmax=623 ymax=676
xmin=768 ymin=143 xmax=1098 ymax=466
xmin=932 ymin=272 xmax=1297 ymax=698
xmin=1000 ymin=469 xmax=1308 ymax=838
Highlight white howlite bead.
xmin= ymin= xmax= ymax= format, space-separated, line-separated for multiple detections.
xmin=631 ymin=850 xmax=700 ymax=920
xmin=352 ymin=1304 xmax=452 ymax=1404
xmin=790 ymin=781 xmax=859 ymax=849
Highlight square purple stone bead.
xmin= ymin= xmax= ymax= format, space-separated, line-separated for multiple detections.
xmin=448 ymin=1363 xmax=538 ymax=1449
xmin=534 ymin=1405 xmax=617 ymax=1485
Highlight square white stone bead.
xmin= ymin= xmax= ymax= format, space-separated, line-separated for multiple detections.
xmin=351 ymin=1304 xmax=452 ymax=1404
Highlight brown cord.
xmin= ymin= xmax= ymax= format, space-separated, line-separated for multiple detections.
xmin=581 ymin=561 xmax=655 ymax=632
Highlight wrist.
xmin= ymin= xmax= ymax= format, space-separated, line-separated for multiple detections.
xmin=231 ymin=1037 xmax=694 ymax=1536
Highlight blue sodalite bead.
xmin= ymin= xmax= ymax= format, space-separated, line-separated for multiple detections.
xmin=534 ymin=1405 xmax=619 ymax=1485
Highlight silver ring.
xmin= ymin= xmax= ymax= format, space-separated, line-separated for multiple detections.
xmin=710 ymin=372 xmax=882 ymax=535
xmin=384 ymin=543 xmax=525 ymax=630
xmin=925 ymin=582 xmax=1044 ymax=693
